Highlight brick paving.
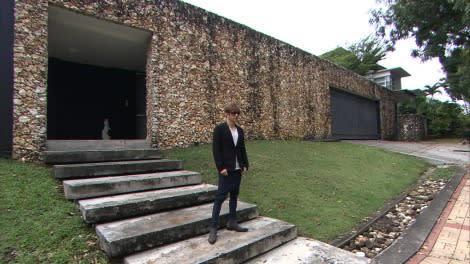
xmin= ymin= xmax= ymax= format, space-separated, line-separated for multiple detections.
xmin=407 ymin=169 xmax=469 ymax=264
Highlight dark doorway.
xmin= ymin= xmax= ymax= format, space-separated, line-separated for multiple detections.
xmin=47 ymin=58 xmax=145 ymax=139
xmin=330 ymin=88 xmax=380 ymax=139
xmin=0 ymin=0 xmax=14 ymax=157
xmin=47 ymin=6 xmax=150 ymax=140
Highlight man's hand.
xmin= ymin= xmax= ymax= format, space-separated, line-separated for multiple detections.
xmin=242 ymin=167 xmax=248 ymax=175
xmin=220 ymin=169 xmax=228 ymax=176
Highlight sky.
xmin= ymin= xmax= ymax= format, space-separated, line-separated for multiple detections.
xmin=181 ymin=0 xmax=451 ymax=102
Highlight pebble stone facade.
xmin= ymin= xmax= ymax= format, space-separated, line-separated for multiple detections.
xmin=13 ymin=0 xmax=398 ymax=162
xmin=398 ymin=114 xmax=427 ymax=141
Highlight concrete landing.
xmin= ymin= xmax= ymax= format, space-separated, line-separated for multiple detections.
xmin=96 ymin=201 xmax=259 ymax=257
xmin=44 ymin=149 xmax=161 ymax=164
xmin=46 ymin=139 xmax=151 ymax=151
xmin=124 ymin=217 xmax=297 ymax=264
xmin=79 ymin=184 xmax=218 ymax=223
xmin=63 ymin=170 xmax=201 ymax=200
xmin=247 ymin=237 xmax=372 ymax=264
xmin=54 ymin=159 xmax=183 ymax=179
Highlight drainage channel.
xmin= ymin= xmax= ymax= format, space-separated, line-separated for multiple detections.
xmin=330 ymin=166 xmax=453 ymax=259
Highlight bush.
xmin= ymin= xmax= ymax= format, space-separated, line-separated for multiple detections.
xmin=399 ymin=91 xmax=467 ymax=137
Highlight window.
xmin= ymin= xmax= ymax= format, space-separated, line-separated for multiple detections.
xmin=374 ymin=76 xmax=392 ymax=90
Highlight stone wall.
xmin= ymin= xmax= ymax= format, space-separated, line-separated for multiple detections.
xmin=13 ymin=1 xmax=48 ymax=161
xmin=12 ymin=0 xmax=397 ymax=161
xmin=398 ymin=114 xmax=427 ymax=141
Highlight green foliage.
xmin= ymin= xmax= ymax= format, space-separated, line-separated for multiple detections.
xmin=165 ymin=140 xmax=429 ymax=241
xmin=427 ymin=100 xmax=464 ymax=135
xmin=348 ymin=35 xmax=390 ymax=74
xmin=423 ymin=79 xmax=446 ymax=99
xmin=321 ymin=47 xmax=361 ymax=72
xmin=0 ymin=159 xmax=108 ymax=264
xmin=442 ymin=48 xmax=470 ymax=104
xmin=320 ymin=36 xmax=388 ymax=75
xmin=399 ymin=90 xmax=467 ymax=136
xmin=398 ymin=89 xmax=428 ymax=115
xmin=371 ymin=0 xmax=470 ymax=104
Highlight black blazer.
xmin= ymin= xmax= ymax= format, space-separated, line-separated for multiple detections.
xmin=212 ymin=122 xmax=249 ymax=172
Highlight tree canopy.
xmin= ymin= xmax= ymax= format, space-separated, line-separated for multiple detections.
xmin=370 ymin=0 xmax=470 ymax=104
xmin=320 ymin=47 xmax=361 ymax=73
xmin=423 ymin=79 xmax=446 ymax=99
xmin=399 ymin=89 xmax=469 ymax=136
xmin=320 ymin=36 xmax=388 ymax=75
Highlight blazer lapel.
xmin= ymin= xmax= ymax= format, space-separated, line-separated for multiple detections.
xmin=224 ymin=123 xmax=235 ymax=147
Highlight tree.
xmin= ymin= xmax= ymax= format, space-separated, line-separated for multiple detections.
xmin=427 ymin=100 xmax=465 ymax=136
xmin=320 ymin=47 xmax=361 ymax=73
xmin=423 ymin=79 xmax=446 ymax=99
xmin=320 ymin=36 xmax=389 ymax=75
xmin=371 ymin=0 xmax=470 ymax=105
xmin=348 ymin=35 xmax=390 ymax=74
xmin=399 ymin=90 xmax=466 ymax=137
xmin=399 ymin=89 xmax=428 ymax=115
xmin=442 ymin=47 xmax=470 ymax=106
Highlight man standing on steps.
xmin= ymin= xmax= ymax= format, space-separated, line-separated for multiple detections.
xmin=208 ymin=103 xmax=250 ymax=244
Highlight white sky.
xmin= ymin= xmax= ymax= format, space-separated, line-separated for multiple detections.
xmin=181 ymin=0 xmax=451 ymax=102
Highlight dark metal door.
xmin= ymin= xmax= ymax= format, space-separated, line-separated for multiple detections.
xmin=330 ymin=88 xmax=380 ymax=139
xmin=0 ymin=0 xmax=14 ymax=157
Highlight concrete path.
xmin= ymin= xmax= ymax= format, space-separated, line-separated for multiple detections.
xmin=406 ymin=174 xmax=469 ymax=264
xmin=345 ymin=140 xmax=469 ymax=166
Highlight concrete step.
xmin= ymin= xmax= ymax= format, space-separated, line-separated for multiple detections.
xmin=245 ymin=237 xmax=372 ymax=264
xmin=53 ymin=159 xmax=183 ymax=179
xmin=96 ymin=201 xmax=259 ymax=258
xmin=44 ymin=149 xmax=161 ymax=164
xmin=63 ymin=170 xmax=202 ymax=200
xmin=46 ymin=139 xmax=151 ymax=151
xmin=124 ymin=217 xmax=297 ymax=264
xmin=79 ymin=184 xmax=218 ymax=223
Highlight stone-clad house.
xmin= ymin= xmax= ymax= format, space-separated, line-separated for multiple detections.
xmin=1 ymin=0 xmax=401 ymax=162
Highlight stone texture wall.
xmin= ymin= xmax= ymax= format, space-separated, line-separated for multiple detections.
xmin=13 ymin=1 xmax=49 ymax=161
xmin=398 ymin=114 xmax=427 ymax=141
xmin=12 ymin=0 xmax=397 ymax=161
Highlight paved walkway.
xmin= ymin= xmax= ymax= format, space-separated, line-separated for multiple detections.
xmin=345 ymin=140 xmax=469 ymax=166
xmin=406 ymin=171 xmax=469 ymax=264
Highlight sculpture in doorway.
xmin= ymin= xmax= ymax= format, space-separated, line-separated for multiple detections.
xmin=102 ymin=118 xmax=111 ymax=139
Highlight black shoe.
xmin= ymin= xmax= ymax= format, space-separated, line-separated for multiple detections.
xmin=208 ymin=227 xmax=217 ymax=244
xmin=227 ymin=219 xmax=248 ymax=232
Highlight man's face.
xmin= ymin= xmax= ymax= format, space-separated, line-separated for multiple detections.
xmin=226 ymin=111 xmax=240 ymax=123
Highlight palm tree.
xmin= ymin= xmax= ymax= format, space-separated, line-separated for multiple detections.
xmin=423 ymin=79 xmax=447 ymax=99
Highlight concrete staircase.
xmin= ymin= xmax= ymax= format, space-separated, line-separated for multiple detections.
xmin=47 ymin=140 xmax=371 ymax=263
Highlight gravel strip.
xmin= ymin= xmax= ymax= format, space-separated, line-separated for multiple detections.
xmin=338 ymin=167 xmax=449 ymax=258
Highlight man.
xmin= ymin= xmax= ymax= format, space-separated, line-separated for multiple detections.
xmin=208 ymin=103 xmax=249 ymax=244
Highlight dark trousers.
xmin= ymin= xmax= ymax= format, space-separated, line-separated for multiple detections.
xmin=210 ymin=170 xmax=242 ymax=228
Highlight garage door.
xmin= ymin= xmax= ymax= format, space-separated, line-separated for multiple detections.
xmin=330 ymin=88 xmax=380 ymax=139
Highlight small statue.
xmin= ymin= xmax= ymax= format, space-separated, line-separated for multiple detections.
xmin=102 ymin=118 xmax=111 ymax=140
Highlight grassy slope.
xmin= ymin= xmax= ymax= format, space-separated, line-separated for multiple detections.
xmin=0 ymin=140 xmax=432 ymax=263
xmin=165 ymin=140 xmax=430 ymax=241
xmin=0 ymin=159 xmax=107 ymax=264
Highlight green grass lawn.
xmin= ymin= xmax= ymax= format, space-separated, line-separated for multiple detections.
xmin=1 ymin=140 xmax=438 ymax=263
xmin=0 ymin=159 xmax=107 ymax=264
xmin=165 ymin=140 xmax=430 ymax=241
xmin=430 ymin=166 xmax=459 ymax=180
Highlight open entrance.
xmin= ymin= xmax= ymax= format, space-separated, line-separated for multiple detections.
xmin=47 ymin=6 xmax=151 ymax=140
